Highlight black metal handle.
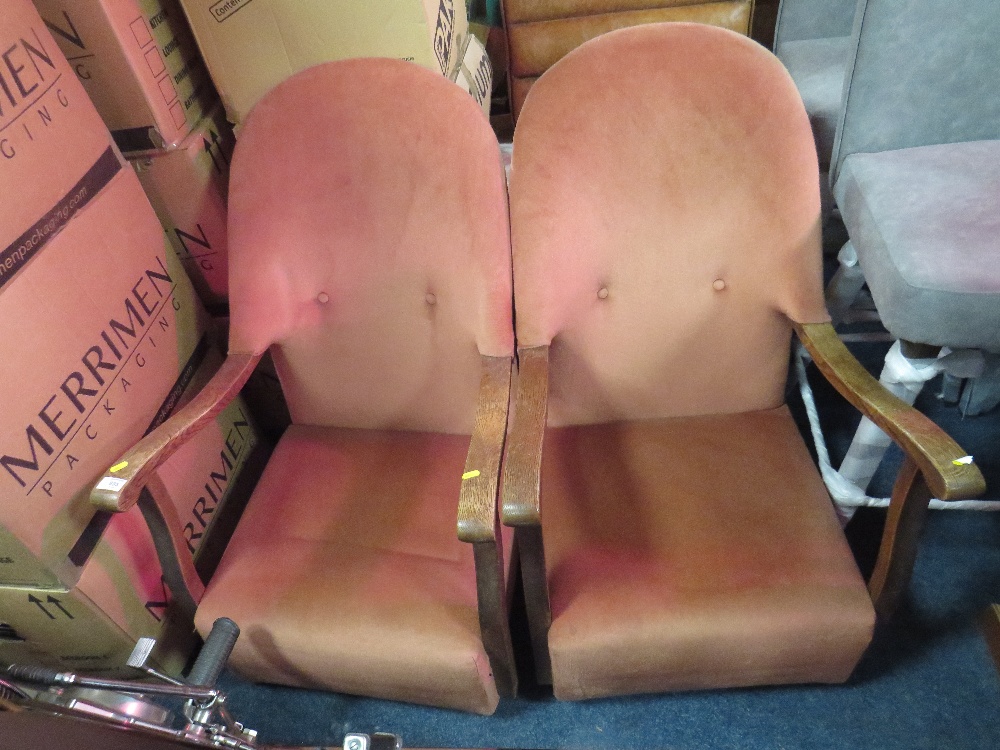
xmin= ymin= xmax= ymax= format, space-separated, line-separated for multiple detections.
xmin=5 ymin=664 xmax=63 ymax=685
xmin=188 ymin=617 xmax=240 ymax=688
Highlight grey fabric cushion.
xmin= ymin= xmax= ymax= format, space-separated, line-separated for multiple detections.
xmin=776 ymin=36 xmax=850 ymax=168
xmin=831 ymin=0 xmax=1000 ymax=184
xmin=834 ymin=140 xmax=1000 ymax=350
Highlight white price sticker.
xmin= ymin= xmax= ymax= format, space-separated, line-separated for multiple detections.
xmin=96 ymin=476 xmax=127 ymax=492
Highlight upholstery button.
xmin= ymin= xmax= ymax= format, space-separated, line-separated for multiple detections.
xmin=597 ymin=287 xmax=609 ymax=299
xmin=317 ymin=292 xmax=330 ymax=304
xmin=713 ymin=279 xmax=726 ymax=291
xmin=425 ymin=292 xmax=437 ymax=305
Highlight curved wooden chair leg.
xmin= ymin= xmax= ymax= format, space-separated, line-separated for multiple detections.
xmin=516 ymin=525 xmax=552 ymax=685
xmin=474 ymin=538 xmax=519 ymax=697
xmin=868 ymin=455 xmax=932 ymax=619
xmin=979 ymin=604 xmax=1000 ymax=676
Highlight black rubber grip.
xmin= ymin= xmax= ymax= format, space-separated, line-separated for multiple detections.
xmin=6 ymin=664 xmax=63 ymax=685
xmin=188 ymin=617 xmax=240 ymax=687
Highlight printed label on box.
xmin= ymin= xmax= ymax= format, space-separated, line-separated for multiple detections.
xmin=210 ymin=0 xmax=255 ymax=22
xmin=433 ymin=0 xmax=457 ymax=74
xmin=34 ymin=0 xmax=214 ymax=151
xmin=0 ymin=2 xmax=116 ymax=243
xmin=131 ymin=108 xmax=234 ymax=308
xmin=0 ymin=148 xmax=121 ymax=291
xmin=452 ymin=32 xmax=492 ymax=116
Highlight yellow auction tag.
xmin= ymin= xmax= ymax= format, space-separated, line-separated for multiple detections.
xmin=462 ymin=470 xmax=481 ymax=480
xmin=110 ymin=461 xmax=129 ymax=473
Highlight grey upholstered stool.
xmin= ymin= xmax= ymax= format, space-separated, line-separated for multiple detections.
xmin=826 ymin=0 xmax=1000 ymax=497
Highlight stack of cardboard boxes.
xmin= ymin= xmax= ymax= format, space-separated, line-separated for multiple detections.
xmin=34 ymin=0 xmax=236 ymax=313
xmin=0 ymin=0 xmax=264 ymax=676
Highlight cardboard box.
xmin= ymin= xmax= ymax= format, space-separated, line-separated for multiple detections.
xmin=0 ymin=165 xmax=213 ymax=588
xmin=32 ymin=0 xmax=216 ymax=152
xmin=0 ymin=577 xmax=195 ymax=677
xmin=0 ymin=4 xmax=219 ymax=584
xmin=0 ymin=1 xmax=265 ymax=674
xmin=452 ymin=29 xmax=493 ymax=116
xmin=0 ymin=361 xmax=266 ymax=676
xmin=178 ymin=0 xmax=469 ymax=128
xmin=130 ymin=107 xmax=236 ymax=312
xmin=0 ymin=1 xmax=204 ymax=587
xmin=0 ymin=0 xmax=121 ymax=275
xmin=0 ymin=580 xmax=176 ymax=675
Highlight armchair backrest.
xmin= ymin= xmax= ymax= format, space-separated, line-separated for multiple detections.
xmin=830 ymin=0 xmax=1000 ymax=184
xmin=510 ymin=24 xmax=829 ymax=427
xmin=774 ymin=0 xmax=859 ymax=45
xmin=226 ymin=60 xmax=514 ymax=434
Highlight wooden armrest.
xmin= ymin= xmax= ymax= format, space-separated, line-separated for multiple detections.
xmin=457 ymin=355 xmax=513 ymax=543
xmin=456 ymin=354 xmax=519 ymax=696
xmin=501 ymin=345 xmax=549 ymax=527
xmin=90 ymin=351 xmax=262 ymax=513
xmin=795 ymin=322 xmax=986 ymax=501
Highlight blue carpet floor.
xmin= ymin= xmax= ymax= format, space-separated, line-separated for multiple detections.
xmin=217 ymin=227 xmax=1000 ymax=749
xmin=218 ymin=507 xmax=1000 ymax=749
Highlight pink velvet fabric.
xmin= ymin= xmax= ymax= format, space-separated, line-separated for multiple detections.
xmin=227 ymin=59 xmax=514 ymax=434
xmin=197 ymin=425 xmax=504 ymax=714
xmin=510 ymin=23 xmax=830 ymax=426
xmin=541 ymin=409 xmax=874 ymax=700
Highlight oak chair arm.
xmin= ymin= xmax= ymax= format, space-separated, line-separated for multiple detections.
xmin=498 ymin=345 xmax=553 ymax=683
xmin=795 ymin=322 xmax=986 ymax=500
xmin=456 ymin=354 xmax=518 ymax=697
xmin=457 ymin=355 xmax=514 ymax=542
xmin=90 ymin=351 xmax=262 ymax=514
xmin=500 ymin=345 xmax=549 ymax=527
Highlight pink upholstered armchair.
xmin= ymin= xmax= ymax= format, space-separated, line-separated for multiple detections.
xmin=502 ymin=23 xmax=984 ymax=700
xmin=90 ymin=59 xmax=517 ymax=715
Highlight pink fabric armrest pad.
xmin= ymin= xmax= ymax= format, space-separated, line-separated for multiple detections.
xmin=541 ymin=408 xmax=875 ymax=700
xmin=510 ymin=24 xmax=829 ymax=425
xmin=227 ymin=59 xmax=514 ymax=433
xmin=196 ymin=425 xmax=502 ymax=715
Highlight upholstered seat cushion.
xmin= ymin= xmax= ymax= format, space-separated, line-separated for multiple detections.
xmin=541 ymin=406 xmax=875 ymax=700
xmin=776 ymin=36 xmax=850 ymax=168
xmin=834 ymin=140 xmax=1000 ymax=350
xmin=196 ymin=424 xmax=508 ymax=715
